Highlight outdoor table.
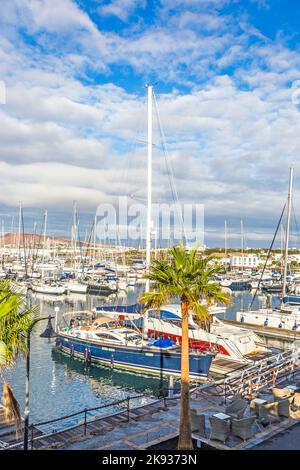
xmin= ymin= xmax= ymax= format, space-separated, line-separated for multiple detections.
xmin=213 ymin=412 xmax=231 ymax=421
xmin=283 ymin=385 xmax=300 ymax=393
xmin=250 ymin=398 xmax=267 ymax=415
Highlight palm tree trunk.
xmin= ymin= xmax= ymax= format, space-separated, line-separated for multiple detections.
xmin=178 ymin=300 xmax=193 ymax=450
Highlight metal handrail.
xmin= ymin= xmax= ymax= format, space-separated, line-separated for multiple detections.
xmin=31 ymin=394 xmax=144 ymax=428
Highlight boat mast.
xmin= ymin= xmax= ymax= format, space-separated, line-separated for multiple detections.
xmin=144 ymin=85 xmax=153 ymax=339
xmin=42 ymin=210 xmax=47 ymax=263
xmin=280 ymin=222 xmax=284 ymax=280
xmin=72 ymin=201 xmax=77 ymax=278
xmin=145 ymin=85 xmax=153 ymax=293
xmin=93 ymin=214 xmax=96 ymax=280
xmin=241 ymin=218 xmax=244 ymax=273
xmin=224 ymin=219 xmax=227 ymax=273
xmin=17 ymin=201 xmax=22 ymax=266
xmin=281 ymin=167 xmax=293 ymax=304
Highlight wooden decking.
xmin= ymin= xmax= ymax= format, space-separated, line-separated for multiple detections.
xmin=0 ymin=407 xmax=44 ymax=449
xmin=2 ymin=350 xmax=300 ymax=450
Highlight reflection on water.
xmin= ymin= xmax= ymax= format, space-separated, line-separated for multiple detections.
xmin=0 ymin=287 xmax=173 ymax=428
xmin=220 ymin=290 xmax=281 ymax=321
xmin=51 ymin=348 xmax=176 ymax=399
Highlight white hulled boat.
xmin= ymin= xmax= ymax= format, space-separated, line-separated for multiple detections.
xmin=146 ymin=304 xmax=268 ymax=363
xmin=95 ymin=303 xmax=269 ymax=363
xmin=236 ymin=167 xmax=300 ymax=332
xmin=31 ymin=283 xmax=65 ymax=295
xmin=65 ymin=281 xmax=88 ymax=294
xmin=55 ymin=314 xmax=214 ymax=380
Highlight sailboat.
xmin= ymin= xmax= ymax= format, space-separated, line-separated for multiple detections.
xmin=55 ymin=86 xmax=215 ymax=380
xmin=94 ymin=303 xmax=268 ymax=363
xmin=90 ymin=86 xmax=269 ymax=364
xmin=236 ymin=167 xmax=300 ymax=331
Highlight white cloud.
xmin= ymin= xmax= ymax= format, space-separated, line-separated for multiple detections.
xmin=98 ymin=0 xmax=146 ymax=21
xmin=0 ymin=0 xmax=299 ymax=245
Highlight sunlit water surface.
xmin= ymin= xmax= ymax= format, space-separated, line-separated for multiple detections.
xmin=1 ymin=287 xmax=278 ymax=430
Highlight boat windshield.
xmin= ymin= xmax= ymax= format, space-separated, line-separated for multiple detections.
xmin=122 ymin=330 xmax=141 ymax=341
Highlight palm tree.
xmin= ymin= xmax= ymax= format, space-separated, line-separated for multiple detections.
xmin=140 ymin=244 xmax=231 ymax=450
xmin=0 ymin=281 xmax=37 ymax=434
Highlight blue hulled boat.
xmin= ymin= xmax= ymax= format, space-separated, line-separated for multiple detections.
xmin=55 ymin=314 xmax=214 ymax=380
xmin=282 ymin=295 xmax=300 ymax=305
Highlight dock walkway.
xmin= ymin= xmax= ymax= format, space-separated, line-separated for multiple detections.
xmin=4 ymin=399 xmax=178 ymax=450
xmin=223 ymin=319 xmax=300 ymax=343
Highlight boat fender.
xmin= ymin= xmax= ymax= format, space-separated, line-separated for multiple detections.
xmin=264 ymin=319 xmax=268 ymax=327
xmin=70 ymin=344 xmax=74 ymax=357
xmin=84 ymin=348 xmax=91 ymax=365
xmin=278 ymin=323 xmax=282 ymax=329
xmin=292 ymin=324 xmax=298 ymax=331
xmin=240 ymin=315 xmax=244 ymax=323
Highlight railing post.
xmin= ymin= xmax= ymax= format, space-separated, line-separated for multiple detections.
xmin=30 ymin=424 xmax=34 ymax=450
xmin=127 ymin=396 xmax=130 ymax=422
xmin=83 ymin=408 xmax=88 ymax=436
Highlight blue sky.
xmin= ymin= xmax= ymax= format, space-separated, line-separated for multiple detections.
xmin=0 ymin=0 xmax=300 ymax=247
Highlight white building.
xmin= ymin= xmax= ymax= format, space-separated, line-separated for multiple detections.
xmin=230 ymin=254 xmax=261 ymax=269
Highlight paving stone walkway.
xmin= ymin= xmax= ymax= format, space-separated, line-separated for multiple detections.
xmin=63 ymin=401 xmax=181 ymax=450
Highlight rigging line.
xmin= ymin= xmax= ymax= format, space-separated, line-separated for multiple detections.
xmin=292 ymin=204 xmax=300 ymax=247
xmin=75 ymin=211 xmax=85 ymax=279
xmin=21 ymin=207 xmax=28 ymax=278
xmin=249 ymin=203 xmax=286 ymax=311
xmin=31 ymin=215 xmax=45 ymax=275
xmin=83 ymin=217 xmax=95 ymax=263
xmin=153 ymin=92 xmax=184 ymax=236
xmin=153 ymin=91 xmax=187 ymax=245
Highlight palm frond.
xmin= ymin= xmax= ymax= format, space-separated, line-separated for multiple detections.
xmin=0 ymin=280 xmax=40 ymax=368
xmin=2 ymin=383 xmax=22 ymax=438
xmin=139 ymin=290 xmax=169 ymax=310
xmin=140 ymin=243 xmax=231 ymax=318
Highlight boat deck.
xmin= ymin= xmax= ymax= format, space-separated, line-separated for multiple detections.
xmin=223 ymin=319 xmax=300 ymax=342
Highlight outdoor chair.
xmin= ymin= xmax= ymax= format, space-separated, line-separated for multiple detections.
xmin=293 ymin=392 xmax=300 ymax=407
xmin=209 ymin=416 xmax=231 ymax=444
xmin=272 ymin=387 xmax=292 ymax=401
xmin=250 ymin=399 xmax=265 ymax=416
xmin=277 ymin=398 xmax=291 ymax=418
xmin=191 ymin=410 xmax=206 ymax=437
xmin=231 ymin=416 xmax=256 ymax=441
xmin=225 ymin=398 xmax=247 ymax=419
xmin=258 ymin=402 xmax=280 ymax=424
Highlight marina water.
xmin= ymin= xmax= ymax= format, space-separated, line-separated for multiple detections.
xmin=0 ymin=288 xmax=281 ymax=432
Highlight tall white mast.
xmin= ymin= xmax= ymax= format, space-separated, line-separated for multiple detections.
xmin=145 ymin=85 xmax=153 ymax=293
xmin=281 ymin=167 xmax=293 ymax=303
xmin=43 ymin=210 xmax=47 ymax=263
xmin=17 ymin=201 xmax=22 ymax=265
xmin=72 ymin=201 xmax=78 ymax=277
xmin=143 ymin=85 xmax=153 ymax=339
xmin=92 ymin=214 xmax=97 ymax=280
